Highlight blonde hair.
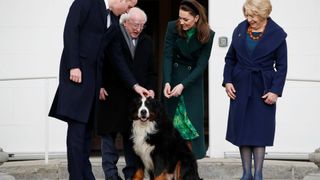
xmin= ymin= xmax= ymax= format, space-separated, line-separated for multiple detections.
xmin=243 ymin=0 xmax=272 ymax=19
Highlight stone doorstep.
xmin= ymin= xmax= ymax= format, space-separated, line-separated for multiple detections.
xmin=0 ymin=158 xmax=318 ymax=180
xmin=0 ymin=173 xmax=15 ymax=180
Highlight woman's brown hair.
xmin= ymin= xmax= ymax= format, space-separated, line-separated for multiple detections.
xmin=176 ymin=0 xmax=211 ymax=44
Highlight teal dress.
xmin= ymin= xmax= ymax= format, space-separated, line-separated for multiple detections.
xmin=163 ymin=21 xmax=215 ymax=159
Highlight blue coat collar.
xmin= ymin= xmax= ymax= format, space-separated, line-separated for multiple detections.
xmin=233 ymin=18 xmax=287 ymax=60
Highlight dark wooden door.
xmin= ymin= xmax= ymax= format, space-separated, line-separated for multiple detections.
xmin=91 ymin=0 xmax=209 ymax=153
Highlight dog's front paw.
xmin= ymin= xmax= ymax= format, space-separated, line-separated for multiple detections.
xmin=132 ymin=168 xmax=144 ymax=180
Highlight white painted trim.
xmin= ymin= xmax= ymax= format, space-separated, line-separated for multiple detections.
xmin=0 ymin=77 xmax=57 ymax=81
xmin=44 ymin=79 xmax=50 ymax=164
xmin=286 ymin=79 xmax=320 ymax=83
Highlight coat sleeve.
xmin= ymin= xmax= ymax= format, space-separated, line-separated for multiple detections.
xmin=181 ymin=31 xmax=215 ymax=88
xmin=101 ymin=50 xmax=110 ymax=89
xmin=162 ymin=22 xmax=176 ymax=85
xmin=108 ymin=32 xmax=137 ymax=89
xmin=146 ymin=39 xmax=157 ymax=91
xmin=270 ymin=40 xmax=288 ymax=96
xmin=222 ymin=28 xmax=238 ymax=86
xmin=63 ymin=0 xmax=91 ymax=69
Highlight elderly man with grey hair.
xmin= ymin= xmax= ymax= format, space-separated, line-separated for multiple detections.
xmin=96 ymin=7 xmax=156 ymax=180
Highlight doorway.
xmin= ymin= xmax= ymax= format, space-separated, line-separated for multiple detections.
xmin=92 ymin=0 xmax=210 ymax=154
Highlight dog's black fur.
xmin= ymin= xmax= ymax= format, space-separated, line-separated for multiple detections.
xmin=130 ymin=97 xmax=201 ymax=180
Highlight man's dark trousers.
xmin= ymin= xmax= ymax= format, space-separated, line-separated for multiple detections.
xmin=67 ymin=120 xmax=95 ymax=180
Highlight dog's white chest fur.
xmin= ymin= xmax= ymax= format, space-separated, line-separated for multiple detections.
xmin=131 ymin=120 xmax=157 ymax=174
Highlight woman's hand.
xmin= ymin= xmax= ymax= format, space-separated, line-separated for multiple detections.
xmin=163 ymin=83 xmax=172 ymax=98
xmin=262 ymin=92 xmax=278 ymax=105
xmin=225 ymin=83 xmax=236 ymax=100
xmin=170 ymin=83 xmax=184 ymax=97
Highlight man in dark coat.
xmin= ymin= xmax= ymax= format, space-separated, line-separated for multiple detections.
xmin=96 ymin=7 xmax=156 ymax=180
xmin=48 ymin=0 xmax=151 ymax=179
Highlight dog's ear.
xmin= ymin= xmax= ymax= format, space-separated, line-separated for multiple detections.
xmin=129 ymin=97 xmax=141 ymax=119
xmin=148 ymin=98 xmax=160 ymax=109
xmin=129 ymin=97 xmax=139 ymax=111
xmin=149 ymin=98 xmax=163 ymax=118
xmin=146 ymin=96 xmax=154 ymax=102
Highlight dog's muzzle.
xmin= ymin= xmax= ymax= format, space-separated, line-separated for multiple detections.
xmin=138 ymin=98 xmax=150 ymax=121
xmin=138 ymin=108 xmax=149 ymax=122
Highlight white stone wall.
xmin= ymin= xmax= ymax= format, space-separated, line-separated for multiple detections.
xmin=0 ymin=0 xmax=319 ymax=159
xmin=0 ymin=0 xmax=73 ymax=157
xmin=208 ymin=0 xmax=320 ymax=158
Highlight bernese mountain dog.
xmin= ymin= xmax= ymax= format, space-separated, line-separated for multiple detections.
xmin=130 ymin=96 xmax=201 ymax=180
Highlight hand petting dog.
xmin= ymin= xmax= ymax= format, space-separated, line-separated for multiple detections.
xmin=99 ymin=85 xmax=154 ymax=101
xmin=133 ymin=84 xmax=155 ymax=98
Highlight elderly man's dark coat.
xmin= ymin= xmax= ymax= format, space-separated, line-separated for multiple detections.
xmin=223 ymin=18 xmax=287 ymax=146
xmin=96 ymin=31 xmax=156 ymax=134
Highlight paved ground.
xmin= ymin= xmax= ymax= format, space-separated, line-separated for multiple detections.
xmin=0 ymin=157 xmax=319 ymax=180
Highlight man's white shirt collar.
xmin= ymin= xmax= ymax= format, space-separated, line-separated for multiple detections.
xmin=105 ymin=0 xmax=111 ymax=28
xmin=105 ymin=0 xmax=109 ymax=10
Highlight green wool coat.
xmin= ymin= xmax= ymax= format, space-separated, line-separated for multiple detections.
xmin=162 ymin=21 xmax=215 ymax=159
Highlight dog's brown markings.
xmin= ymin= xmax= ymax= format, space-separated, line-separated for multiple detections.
xmin=132 ymin=168 xmax=144 ymax=180
xmin=154 ymin=173 xmax=167 ymax=180
xmin=175 ymin=161 xmax=182 ymax=180
xmin=148 ymin=112 xmax=156 ymax=121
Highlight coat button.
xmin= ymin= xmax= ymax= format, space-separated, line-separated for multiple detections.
xmin=187 ymin=66 xmax=192 ymax=70
xmin=174 ymin=62 xmax=179 ymax=67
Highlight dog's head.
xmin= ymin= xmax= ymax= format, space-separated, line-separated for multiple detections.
xmin=130 ymin=96 xmax=161 ymax=122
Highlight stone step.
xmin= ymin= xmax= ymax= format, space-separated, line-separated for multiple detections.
xmin=0 ymin=157 xmax=318 ymax=180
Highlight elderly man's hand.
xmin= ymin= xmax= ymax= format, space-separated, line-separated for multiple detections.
xmin=133 ymin=84 xmax=150 ymax=97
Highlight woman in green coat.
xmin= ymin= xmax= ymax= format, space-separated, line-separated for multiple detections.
xmin=162 ymin=0 xmax=214 ymax=159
